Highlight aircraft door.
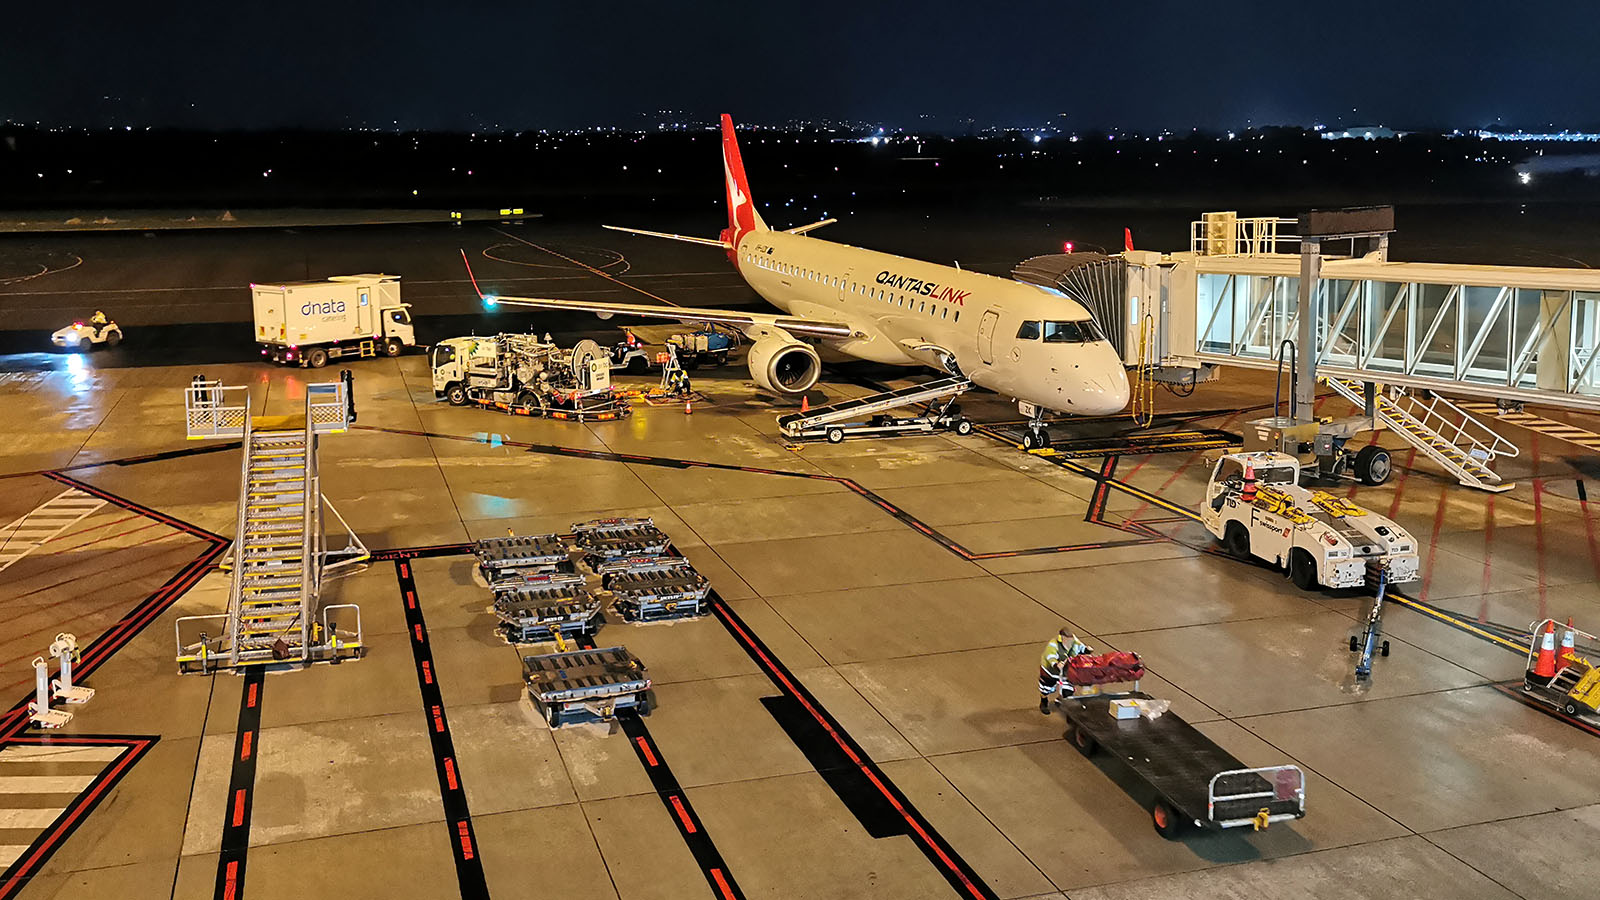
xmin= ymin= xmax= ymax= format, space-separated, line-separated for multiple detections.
xmin=977 ymin=310 xmax=1000 ymax=365
xmin=838 ymin=268 xmax=853 ymax=303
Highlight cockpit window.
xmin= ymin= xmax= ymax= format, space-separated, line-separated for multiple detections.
xmin=1016 ymin=321 xmax=1041 ymax=340
xmin=1041 ymin=320 xmax=1104 ymax=343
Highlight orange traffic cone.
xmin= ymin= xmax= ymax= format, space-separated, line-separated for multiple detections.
xmin=684 ymin=398 xmax=693 ymax=415
xmin=1241 ymin=464 xmax=1258 ymax=504
xmin=1532 ymin=620 xmax=1558 ymax=681
xmin=800 ymin=395 xmax=810 ymax=413
xmin=1560 ymin=618 xmax=1578 ymax=666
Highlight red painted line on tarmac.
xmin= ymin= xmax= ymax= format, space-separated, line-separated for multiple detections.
xmin=247 ymin=683 xmax=258 ymax=708
xmin=422 ymin=660 xmax=434 ymax=684
xmin=711 ymin=868 xmax=737 ymax=900
xmin=456 ymin=820 xmax=475 ymax=859
xmin=635 ymin=736 xmax=659 ymax=767
xmin=444 ymin=757 xmax=459 ymax=790
xmin=399 ymin=562 xmax=410 ymax=578
xmin=432 ymin=705 xmax=445 ymax=733
xmin=1419 ymin=485 xmax=1450 ymax=602
xmin=239 ymin=731 xmax=253 ymax=761
xmin=405 ymin=589 xmax=416 ymax=609
xmin=414 ymin=624 xmax=425 ymax=642
xmin=1582 ymin=495 xmax=1600 ymax=586
xmin=669 ymin=795 xmax=698 ymax=833
xmin=222 ymin=862 xmax=239 ymax=900
xmin=1387 ymin=448 xmax=1419 ymax=519
xmin=231 ymin=789 xmax=247 ymax=827
xmin=46 ymin=512 xmax=139 ymax=543
xmin=40 ymin=520 xmax=163 ymax=555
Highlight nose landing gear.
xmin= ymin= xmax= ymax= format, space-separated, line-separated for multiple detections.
xmin=1021 ymin=412 xmax=1052 ymax=451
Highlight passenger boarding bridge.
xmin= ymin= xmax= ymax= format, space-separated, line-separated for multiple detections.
xmin=1017 ymin=210 xmax=1600 ymax=491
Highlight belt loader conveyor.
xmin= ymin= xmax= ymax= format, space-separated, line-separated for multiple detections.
xmin=523 ymin=646 xmax=651 ymax=727
xmin=602 ymin=557 xmax=711 ymax=622
xmin=776 ymin=376 xmax=973 ymax=443
xmin=493 ymin=579 xmax=602 ymax=643
xmin=475 ymin=533 xmax=571 ymax=580
xmin=572 ymin=517 xmax=672 ymax=562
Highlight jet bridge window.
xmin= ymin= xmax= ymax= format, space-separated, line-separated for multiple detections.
xmin=1041 ymin=320 xmax=1103 ymax=343
xmin=1017 ymin=320 xmax=1041 ymax=340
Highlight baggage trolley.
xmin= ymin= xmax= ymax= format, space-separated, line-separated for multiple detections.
xmin=523 ymin=646 xmax=651 ymax=727
xmin=475 ymin=533 xmax=571 ymax=580
xmin=493 ymin=581 xmax=602 ymax=643
xmin=572 ymin=517 xmax=672 ymax=563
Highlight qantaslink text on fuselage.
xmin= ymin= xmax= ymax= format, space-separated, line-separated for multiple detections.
xmin=875 ymin=271 xmax=970 ymax=306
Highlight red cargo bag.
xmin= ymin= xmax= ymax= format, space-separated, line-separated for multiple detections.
xmin=1064 ymin=651 xmax=1145 ymax=686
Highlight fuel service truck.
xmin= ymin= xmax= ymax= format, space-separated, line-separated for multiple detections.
xmin=430 ymin=332 xmax=630 ymax=421
xmin=1201 ymin=450 xmax=1420 ymax=590
xmin=252 ymin=274 xmax=415 ymax=367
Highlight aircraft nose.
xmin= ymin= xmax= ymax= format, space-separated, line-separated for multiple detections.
xmin=1080 ymin=368 xmax=1131 ymax=415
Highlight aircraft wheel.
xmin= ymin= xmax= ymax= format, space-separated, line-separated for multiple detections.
xmin=1354 ymin=446 xmax=1392 ymax=485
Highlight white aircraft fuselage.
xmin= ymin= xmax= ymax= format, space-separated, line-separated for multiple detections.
xmin=732 ymin=227 xmax=1130 ymax=416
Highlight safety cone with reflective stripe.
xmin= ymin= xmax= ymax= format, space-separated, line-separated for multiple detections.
xmin=1560 ymin=618 xmax=1578 ymax=666
xmin=684 ymin=398 xmax=693 ymax=415
xmin=800 ymin=395 xmax=810 ymax=413
xmin=1241 ymin=465 xmax=1258 ymax=504
xmin=1532 ymin=620 xmax=1558 ymax=681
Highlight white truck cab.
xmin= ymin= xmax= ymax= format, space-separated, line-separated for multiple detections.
xmin=1201 ymin=451 xmax=1420 ymax=590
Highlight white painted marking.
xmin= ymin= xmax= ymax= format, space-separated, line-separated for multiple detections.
xmin=0 ymin=775 xmax=97 ymax=793
xmin=0 ymin=808 xmax=61 ymax=828
xmin=0 ymin=845 xmax=29 ymax=866
xmin=0 ymin=746 xmax=124 ymax=763
xmin=0 ymin=490 xmax=108 ymax=574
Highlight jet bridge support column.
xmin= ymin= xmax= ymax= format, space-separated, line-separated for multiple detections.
xmin=1292 ymin=207 xmax=1397 ymax=424
xmin=1295 ymin=238 xmax=1322 ymax=425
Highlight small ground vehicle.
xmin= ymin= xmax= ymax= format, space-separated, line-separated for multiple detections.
xmin=52 ymin=317 xmax=121 ymax=350
xmin=667 ymin=325 xmax=740 ymax=368
xmin=253 ymin=274 xmax=415 ymax=367
xmin=1524 ymin=619 xmax=1600 ymax=718
xmin=608 ymin=332 xmax=653 ymax=373
xmin=1201 ymin=450 xmax=1420 ymax=590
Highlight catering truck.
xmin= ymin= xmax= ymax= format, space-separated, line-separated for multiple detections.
xmin=252 ymin=274 xmax=415 ymax=367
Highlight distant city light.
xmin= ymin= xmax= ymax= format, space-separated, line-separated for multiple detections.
xmin=1519 ymin=172 xmax=1533 ymax=185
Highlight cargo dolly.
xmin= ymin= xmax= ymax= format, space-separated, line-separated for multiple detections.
xmin=777 ymin=376 xmax=973 ymax=443
xmin=475 ymin=533 xmax=572 ymax=581
xmin=523 ymin=646 xmax=651 ymax=727
xmin=493 ymin=577 xmax=602 ymax=643
xmin=1056 ymin=652 xmax=1306 ymax=839
xmin=572 ymin=517 xmax=672 ymax=563
xmin=601 ymin=556 xmax=712 ymax=622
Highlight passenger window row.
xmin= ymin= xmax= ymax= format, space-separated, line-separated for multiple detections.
xmin=740 ymin=252 xmax=959 ymax=322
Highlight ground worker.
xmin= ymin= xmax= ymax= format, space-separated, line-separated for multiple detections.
xmin=1038 ymin=628 xmax=1091 ymax=714
xmin=91 ymin=310 xmax=108 ymax=327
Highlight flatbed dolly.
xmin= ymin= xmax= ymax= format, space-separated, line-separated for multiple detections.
xmin=475 ymin=533 xmax=572 ymax=580
xmin=602 ymin=557 xmax=712 ymax=622
xmin=572 ymin=517 xmax=672 ymax=563
xmin=523 ymin=646 xmax=651 ymax=727
xmin=1060 ymin=692 xmax=1306 ymax=839
xmin=493 ymin=580 xmax=603 ymax=643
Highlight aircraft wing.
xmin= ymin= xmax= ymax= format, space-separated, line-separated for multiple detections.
xmin=461 ymin=251 xmax=856 ymax=339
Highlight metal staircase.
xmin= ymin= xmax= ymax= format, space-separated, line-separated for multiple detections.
xmin=1325 ymin=378 xmax=1518 ymax=492
xmin=177 ymin=378 xmax=366 ymax=672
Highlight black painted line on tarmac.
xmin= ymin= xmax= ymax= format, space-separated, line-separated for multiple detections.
xmin=1491 ymin=682 xmax=1600 ymax=738
xmin=0 ymin=735 xmax=158 ymax=900
xmin=394 ymin=560 xmax=490 ymax=900
xmin=214 ymin=667 xmax=265 ymax=900
xmin=0 ymin=441 xmax=243 ymax=482
xmin=371 ymin=542 xmax=475 ymax=562
xmin=710 ymin=595 xmax=999 ymax=900
xmin=44 ymin=469 xmax=229 ymax=542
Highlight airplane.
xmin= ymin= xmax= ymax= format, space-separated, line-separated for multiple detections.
xmin=464 ymin=113 xmax=1129 ymax=449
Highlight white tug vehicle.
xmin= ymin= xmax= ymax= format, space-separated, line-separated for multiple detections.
xmin=1201 ymin=451 xmax=1420 ymax=590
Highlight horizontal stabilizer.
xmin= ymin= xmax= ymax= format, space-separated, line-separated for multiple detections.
xmin=602 ymin=224 xmax=730 ymax=248
xmin=784 ymin=218 xmax=837 ymax=235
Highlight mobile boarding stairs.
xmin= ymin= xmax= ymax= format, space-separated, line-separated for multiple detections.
xmin=176 ymin=378 xmax=366 ymax=672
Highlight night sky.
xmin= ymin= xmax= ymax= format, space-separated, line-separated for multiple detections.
xmin=5 ymin=2 xmax=1600 ymax=131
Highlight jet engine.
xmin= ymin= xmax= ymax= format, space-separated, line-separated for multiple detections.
xmin=747 ymin=334 xmax=820 ymax=396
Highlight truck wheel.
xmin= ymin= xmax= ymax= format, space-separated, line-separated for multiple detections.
xmin=712 ymin=352 xmax=728 ymax=367
xmin=1071 ymin=724 xmax=1097 ymax=757
xmin=1354 ymin=446 xmax=1392 ymax=485
xmin=1151 ymin=801 xmax=1185 ymax=840
xmin=306 ymin=348 xmax=329 ymax=369
xmin=105 ymin=329 xmax=122 ymax=347
xmin=955 ymin=418 xmax=974 ymax=436
xmin=445 ymin=383 xmax=468 ymax=406
xmin=826 ymin=427 xmax=845 ymax=444
xmin=383 ymin=338 xmax=403 ymax=357
xmin=1222 ymin=522 xmax=1251 ymax=558
xmin=627 ymin=355 xmax=648 ymax=374
xmin=1289 ymin=549 xmax=1318 ymax=590
xmin=517 ymin=391 xmax=545 ymax=416
xmin=547 ymin=706 xmax=562 ymax=728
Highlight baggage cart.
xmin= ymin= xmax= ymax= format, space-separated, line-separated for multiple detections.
xmin=607 ymin=558 xmax=712 ymax=622
xmin=475 ymin=533 xmax=571 ymax=580
xmin=523 ymin=646 xmax=651 ymax=726
xmin=493 ymin=581 xmax=602 ymax=643
xmin=572 ymin=517 xmax=671 ymax=562
xmin=1059 ymin=692 xmax=1306 ymax=839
